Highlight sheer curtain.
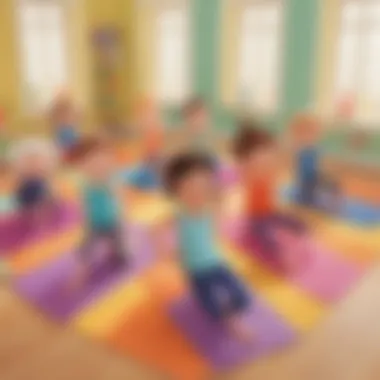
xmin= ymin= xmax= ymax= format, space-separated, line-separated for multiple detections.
xmin=18 ymin=0 xmax=69 ymax=111
xmin=334 ymin=0 xmax=380 ymax=125
xmin=155 ymin=3 xmax=190 ymax=104
xmin=237 ymin=0 xmax=282 ymax=114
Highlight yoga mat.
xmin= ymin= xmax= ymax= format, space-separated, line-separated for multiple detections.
xmin=223 ymin=217 xmax=364 ymax=302
xmin=170 ymin=295 xmax=295 ymax=369
xmin=0 ymin=202 xmax=80 ymax=253
xmin=13 ymin=224 xmax=155 ymax=322
xmin=281 ymin=186 xmax=380 ymax=225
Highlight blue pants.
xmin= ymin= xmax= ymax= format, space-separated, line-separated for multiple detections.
xmin=251 ymin=213 xmax=306 ymax=257
xmin=298 ymin=175 xmax=341 ymax=209
xmin=190 ymin=266 xmax=250 ymax=320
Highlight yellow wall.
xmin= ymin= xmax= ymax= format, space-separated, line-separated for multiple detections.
xmin=0 ymin=0 xmax=138 ymax=135
xmin=0 ymin=0 xmax=21 ymax=135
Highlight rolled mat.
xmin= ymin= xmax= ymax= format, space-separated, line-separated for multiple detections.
xmin=281 ymin=186 xmax=380 ymax=226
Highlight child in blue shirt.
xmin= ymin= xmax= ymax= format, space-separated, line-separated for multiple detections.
xmin=69 ymin=138 xmax=128 ymax=284
xmin=291 ymin=113 xmax=340 ymax=210
xmin=49 ymin=95 xmax=80 ymax=157
xmin=161 ymin=152 xmax=253 ymax=342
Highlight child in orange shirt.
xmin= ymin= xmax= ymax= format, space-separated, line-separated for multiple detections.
xmin=135 ymin=97 xmax=164 ymax=161
xmin=232 ymin=120 xmax=307 ymax=268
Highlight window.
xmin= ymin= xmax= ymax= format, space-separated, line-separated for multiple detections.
xmin=334 ymin=0 xmax=380 ymax=124
xmin=17 ymin=0 xmax=69 ymax=111
xmin=154 ymin=1 xmax=190 ymax=104
xmin=236 ymin=0 xmax=283 ymax=114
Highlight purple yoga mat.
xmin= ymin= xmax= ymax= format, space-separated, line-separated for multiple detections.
xmin=223 ymin=217 xmax=364 ymax=302
xmin=13 ymin=224 xmax=155 ymax=322
xmin=0 ymin=202 xmax=81 ymax=253
xmin=170 ymin=295 xmax=295 ymax=369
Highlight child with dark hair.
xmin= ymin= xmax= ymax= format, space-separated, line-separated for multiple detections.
xmin=232 ymin=121 xmax=307 ymax=270
xmin=9 ymin=138 xmax=60 ymax=230
xmin=69 ymin=137 xmax=128 ymax=284
xmin=160 ymin=151 xmax=253 ymax=341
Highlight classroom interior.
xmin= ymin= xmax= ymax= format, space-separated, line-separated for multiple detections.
xmin=1 ymin=0 xmax=380 ymax=379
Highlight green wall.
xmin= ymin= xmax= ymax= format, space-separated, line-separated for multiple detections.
xmin=188 ymin=0 xmax=380 ymax=161
xmin=190 ymin=0 xmax=319 ymax=133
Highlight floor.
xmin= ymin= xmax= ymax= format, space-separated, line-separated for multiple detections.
xmin=0 ymin=167 xmax=379 ymax=380
xmin=1 ymin=264 xmax=380 ymax=380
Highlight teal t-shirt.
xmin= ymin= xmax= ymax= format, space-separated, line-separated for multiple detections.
xmin=83 ymin=182 xmax=121 ymax=231
xmin=177 ymin=211 xmax=223 ymax=273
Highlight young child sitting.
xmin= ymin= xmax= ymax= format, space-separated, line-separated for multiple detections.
xmin=9 ymin=137 xmax=60 ymax=230
xmin=49 ymin=94 xmax=80 ymax=157
xmin=290 ymin=112 xmax=341 ymax=211
xmin=161 ymin=152 xmax=253 ymax=342
xmin=135 ymin=97 xmax=165 ymax=162
xmin=180 ymin=97 xmax=218 ymax=159
xmin=68 ymin=137 xmax=128 ymax=283
xmin=232 ymin=121 xmax=307 ymax=271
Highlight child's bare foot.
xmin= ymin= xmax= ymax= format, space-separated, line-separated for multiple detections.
xmin=226 ymin=317 xmax=255 ymax=344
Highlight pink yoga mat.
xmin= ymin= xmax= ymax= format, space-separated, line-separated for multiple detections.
xmin=222 ymin=217 xmax=365 ymax=303
xmin=0 ymin=202 xmax=81 ymax=253
xmin=170 ymin=295 xmax=295 ymax=369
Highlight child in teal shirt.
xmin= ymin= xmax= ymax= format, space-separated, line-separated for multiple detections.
xmin=69 ymin=138 xmax=128 ymax=284
xmin=161 ymin=152 xmax=253 ymax=342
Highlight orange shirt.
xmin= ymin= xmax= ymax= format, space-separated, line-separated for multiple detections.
xmin=245 ymin=178 xmax=275 ymax=217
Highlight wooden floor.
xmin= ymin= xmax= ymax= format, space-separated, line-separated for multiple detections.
xmin=1 ymin=265 xmax=380 ymax=380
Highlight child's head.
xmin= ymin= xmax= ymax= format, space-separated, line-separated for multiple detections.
xmin=68 ymin=137 xmax=115 ymax=182
xmin=49 ymin=94 xmax=77 ymax=126
xmin=9 ymin=137 xmax=59 ymax=178
xmin=232 ymin=120 xmax=277 ymax=180
xmin=290 ymin=112 xmax=321 ymax=146
xmin=164 ymin=152 xmax=216 ymax=208
xmin=182 ymin=97 xmax=209 ymax=131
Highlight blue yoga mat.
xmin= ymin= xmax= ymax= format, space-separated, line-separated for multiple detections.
xmin=281 ymin=186 xmax=380 ymax=225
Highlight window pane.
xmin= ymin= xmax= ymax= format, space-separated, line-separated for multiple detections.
xmin=237 ymin=1 xmax=282 ymax=113
xmin=334 ymin=0 xmax=380 ymax=124
xmin=19 ymin=0 xmax=69 ymax=110
xmin=155 ymin=5 xmax=189 ymax=103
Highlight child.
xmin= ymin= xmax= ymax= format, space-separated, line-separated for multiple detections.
xmin=68 ymin=137 xmax=128 ymax=284
xmin=49 ymin=94 xmax=80 ymax=157
xmin=181 ymin=97 xmax=217 ymax=159
xmin=134 ymin=97 xmax=165 ymax=164
xmin=9 ymin=137 xmax=60 ymax=230
xmin=161 ymin=152 xmax=253 ymax=341
xmin=290 ymin=112 xmax=341 ymax=211
xmin=232 ymin=121 xmax=307 ymax=270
